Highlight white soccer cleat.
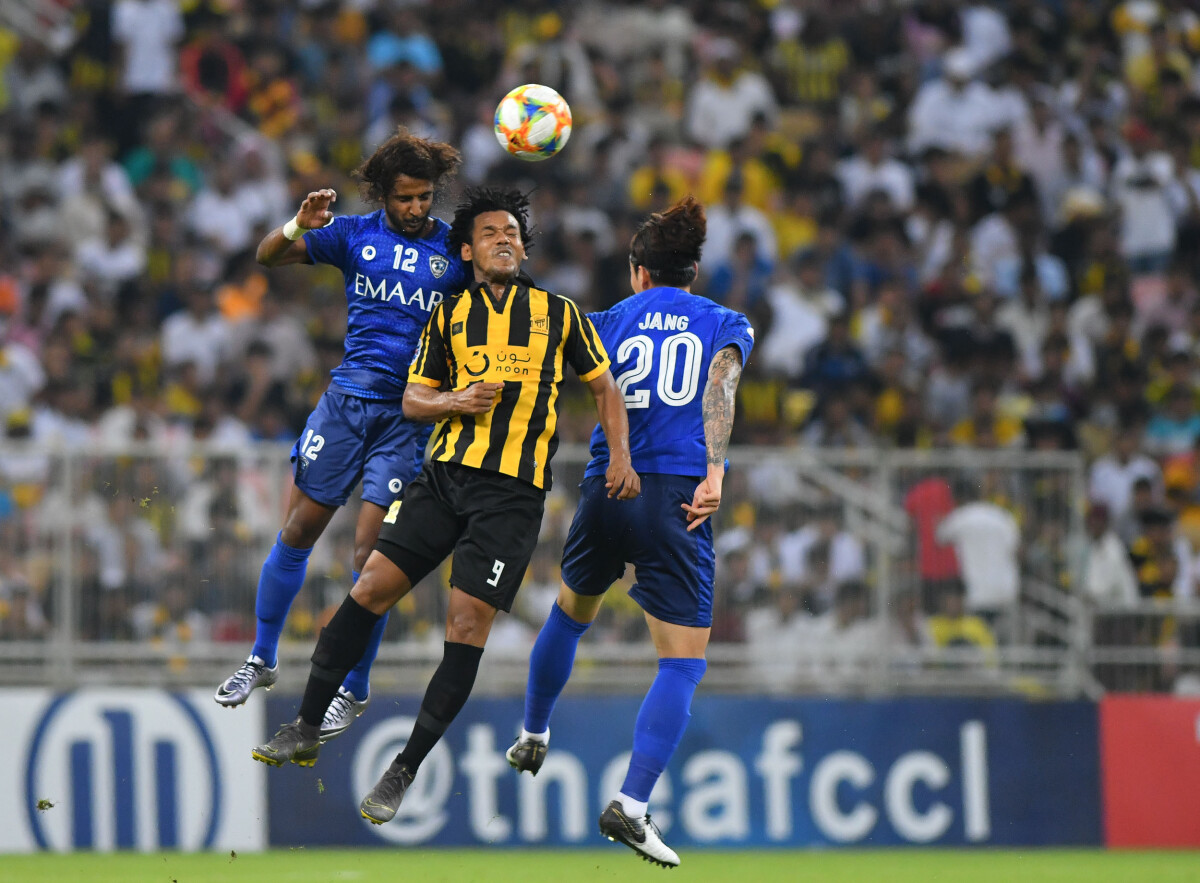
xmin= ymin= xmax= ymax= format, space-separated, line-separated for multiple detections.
xmin=214 ymin=656 xmax=278 ymax=707
xmin=598 ymin=799 xmax=680 ymax=868
xmin=320 ymin=686 xmax=370 ymax=742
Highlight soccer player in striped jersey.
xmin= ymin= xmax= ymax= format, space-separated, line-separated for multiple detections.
xmin=214 ymin=131 xmax=469 ymax=743
xmin=250 ymin=187 xmax=640 ymax=826
xmin=507 ymin=197 xmax=754 ymax=868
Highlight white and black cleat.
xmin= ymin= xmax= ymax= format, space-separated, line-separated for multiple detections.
xmin=598 ymin=799 xmax=680 ymax=868
xmin=320 ymin=687 xmax=370 ymax=743
xmin=214 ymin=656 xmax=278 ymax=707
xmin=505 ymin=733 xmax=548 ymax=775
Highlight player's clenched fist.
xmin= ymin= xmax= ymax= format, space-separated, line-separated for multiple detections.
xmin=605 ymin=460 xmax=640 ymax=500
xmin=453 ymin=382 xmax=505 ymax=415
xmin=296 ymin=189 xmax=337 ymax=230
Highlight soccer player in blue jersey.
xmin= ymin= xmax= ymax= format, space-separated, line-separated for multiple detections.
xmin=214 ymin=131 xmax=469 ymax=742
xmin=506 ymin=197 xmax=753 ymax=868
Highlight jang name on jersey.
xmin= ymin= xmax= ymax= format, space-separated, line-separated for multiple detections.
xmin=585 ymin=286 xmax=754 ymax=478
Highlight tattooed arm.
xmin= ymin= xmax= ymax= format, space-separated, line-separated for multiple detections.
xmin=682 ymin=345 xmax=744 ymax=532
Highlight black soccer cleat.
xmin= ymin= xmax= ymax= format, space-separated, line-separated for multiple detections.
xmin=360 ymin=759 xmax=415 ymax=825
xmin=599 ymin=799 xmax=680 ymax=868
xmin=251 ymin=717 xmax=321 ymax=768
xmin=506 ymin=735 xmax=548 ymax=776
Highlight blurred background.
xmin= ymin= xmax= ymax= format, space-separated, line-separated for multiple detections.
xmin=2 ymin=0 xmax=1200 ymax=698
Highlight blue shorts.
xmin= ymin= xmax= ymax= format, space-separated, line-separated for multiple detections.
xmin=290 ymin=390 xmax=432 ymax=508
xmin=560 ymin=474 xmax=716 ymax=628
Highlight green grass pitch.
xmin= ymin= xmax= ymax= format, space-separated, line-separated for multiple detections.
xmin=1 ymin=849 xmax=1197 ymax=883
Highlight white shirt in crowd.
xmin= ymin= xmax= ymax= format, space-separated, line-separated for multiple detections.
xmin=1088 ymin=454 xmax=1162 ymax=527
xmin=1110 ymin=151 xmax=1177 ymax=259
xmin=936 ymin=502 xmax=1020 ymax=612
xmin=757 ymin=282 xmax=843 ymax=378
xmin=704 ymin=202 xmax=777 ymax=266
xmin=161 ymin=310 xmax=233 ymax=386
xmin=1071 ymin=530 xmax=1139 ymax=607
xmin=111 ymin=0 xmax=184 ymax=95
xmin=685 ymin=70 xmax=777 ymax=150
xmin=0 ymin=343 xmax=46 ymax=423
xmin=836 ymin=155 xmax=916 ymax=212
xmin=190 ymin=188 xmax=253 ymax=256
xmin=907 ymin=78 xmax=1005 ymax=158
xmin=75 ymin=235 xmax=147 ymax=295
xmin=777 ymin=526 xmax=866 ymax=589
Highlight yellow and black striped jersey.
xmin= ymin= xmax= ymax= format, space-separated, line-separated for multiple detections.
xmin=408 ymin=280 xmax=610 ymax=490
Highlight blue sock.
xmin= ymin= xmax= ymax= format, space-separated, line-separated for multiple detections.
xmin=621 ymin=657 xmax=707 ymax=802
xmin=523 ymin=603 xmax=590 ymax=734
xmin=251 ymin=534 xmax=313 ymax=667
xmin=341 ymin=570 xmax=385 ymax=701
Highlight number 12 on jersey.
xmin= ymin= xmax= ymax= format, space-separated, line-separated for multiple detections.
xmin=614 ymin=332 xmax=703 ymax=409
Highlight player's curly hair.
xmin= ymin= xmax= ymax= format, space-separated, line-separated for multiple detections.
xmin=353 ymin=128 xmax=461 ymax=203
xmin=448 ymin=186 xmax=535 ymax=253
xmin=629 ymin=195 xmax=706 ymax=287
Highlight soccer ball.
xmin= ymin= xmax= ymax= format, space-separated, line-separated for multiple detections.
xmin=494 ymin=84 xmax=572 ymax=161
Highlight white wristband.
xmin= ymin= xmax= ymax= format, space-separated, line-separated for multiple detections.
xmin=282 ymin=216 xmax=307 ymax=240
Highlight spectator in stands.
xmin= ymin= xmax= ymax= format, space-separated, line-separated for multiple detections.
xmin=743 ymin=583 xmax=812 ymax=693
xmin=706 ymin=231 xmax=773 ymax=314
xmin=936 ymin=484 xmax=1020 ymax=626
xmin=685 ymin=37 xmax=776 ymax=150
xmin=1111 ymin=119 xmax=1177 ymax=274
xmin=1129 ymin=506 xmax=1194 ymax=600
xmin=704 ymin=177 xmax=778 ymax=268
xmin=160 ymin=284 xmax=233 ymax=389
xmin=1145 ymin=384 xmax=1200 ymax=456
xmin=907 ymin=48 xmax=1003 ymax=158
xmin=1071 ymin=502 xmax=1139 ymax=607
xmin=800 ymin=312 xmax=870 ymax=405
xmin=927 ymin=581 xmax=997 ymax=663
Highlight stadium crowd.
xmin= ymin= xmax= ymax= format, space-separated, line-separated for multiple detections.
xmin=2 ymin=0 xmax=1200 ymax=690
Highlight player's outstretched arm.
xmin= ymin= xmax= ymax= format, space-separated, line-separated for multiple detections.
xmin=256 ymin=188 xmax=338 ymax=267
xmin=402 ymin=382 xmax=505 ymax=422
xmin=683 ymin=345 xmax=744 ymax=532
xmin=585 ymin=372 xmax=640 ymax=500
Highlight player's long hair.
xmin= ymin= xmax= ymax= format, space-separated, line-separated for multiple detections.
xmin=353 ymin=128 xmax=461 ymax=202
xmin=448 ymin=186 xmax=535 ymax=252
xmin=629 ymin=195 xmax=706 ymax=287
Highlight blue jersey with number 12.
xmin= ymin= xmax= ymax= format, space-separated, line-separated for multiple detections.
xmin=585 ymin=287 xmax=754 ymax=478
xmin=305 ymin=210 xmax=469 ymax=402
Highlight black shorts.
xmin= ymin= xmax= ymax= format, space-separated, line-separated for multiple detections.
xmin=375 ymin=461 xmax=545 ymax=611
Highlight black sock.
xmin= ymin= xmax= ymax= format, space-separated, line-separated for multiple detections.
xmin=298 ymin=596 xmax=382 ymax=727
xmin=397 ymin=641 xmax=484 ymax=772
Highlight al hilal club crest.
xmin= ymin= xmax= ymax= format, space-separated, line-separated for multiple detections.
xmin=429 ymin=255 xmax=449 ymax=278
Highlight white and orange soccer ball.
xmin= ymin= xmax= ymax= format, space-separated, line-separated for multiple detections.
xmin=494 ymin=84 xmax=572 ymax=161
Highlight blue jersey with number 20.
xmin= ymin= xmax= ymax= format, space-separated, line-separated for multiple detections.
xmin=304 ymin=210 xmax=469 ymax=401
xmin=585 ymin=287 xmax=754 ymax=478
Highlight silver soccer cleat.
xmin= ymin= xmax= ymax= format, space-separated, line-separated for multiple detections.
xmin=214 ymin=656 xmax=278 ymax=707
xmin=320 ymin=687 xmax=371 ymax=743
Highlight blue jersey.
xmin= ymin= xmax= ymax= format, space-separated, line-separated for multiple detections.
xmin=585 ymin=287 xmax=754 ymax=478
xmin=304 ymin=210 xmax=469 ymax=401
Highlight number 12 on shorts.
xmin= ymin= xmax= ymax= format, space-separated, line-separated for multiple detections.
xmin=487 ymin=560 xmax=505 ymax=586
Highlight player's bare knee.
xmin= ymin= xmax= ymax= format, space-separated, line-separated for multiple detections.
xmin=445 ymin=603 xmax=495 ymax=646
xmin=352 ymin=543 xmax=373 ymax=574
xmin=350 ymin=565 xmax=405 ymax=615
